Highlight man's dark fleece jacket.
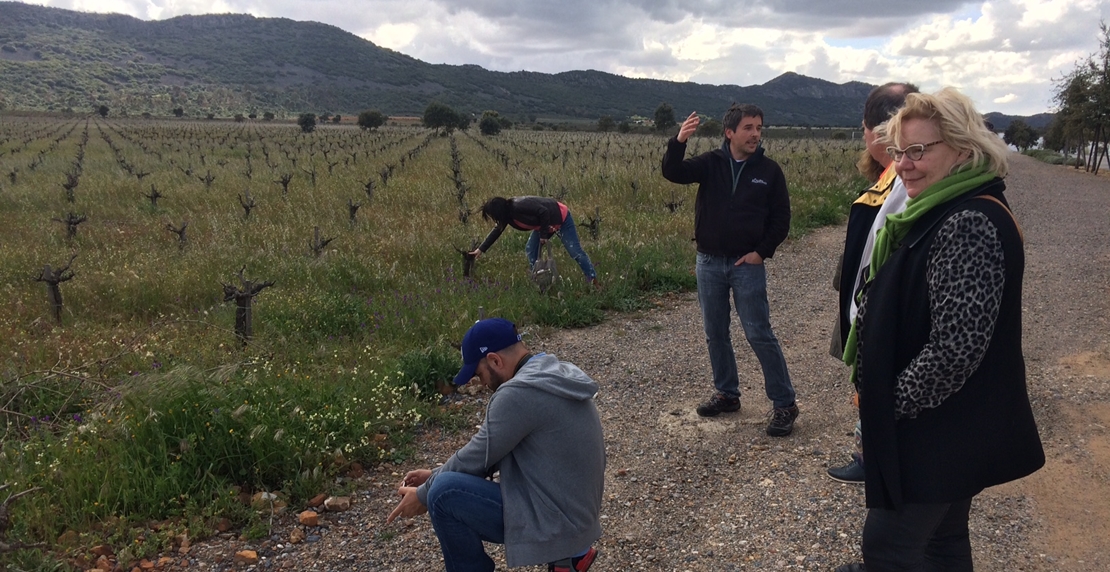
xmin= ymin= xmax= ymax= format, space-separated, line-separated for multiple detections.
xmin=661 ymin=138 xmax=791 ymax=259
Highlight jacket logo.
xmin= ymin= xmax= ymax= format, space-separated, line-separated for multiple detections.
xmin=751 ymin=178 xmax=769 ymax=185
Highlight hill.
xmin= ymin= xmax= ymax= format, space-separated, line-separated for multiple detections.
xmin=0 ymin=2 xmax=1049 ymax=127
xmin=984 ymin=112 xmax=1055 ymax=132
xmin=0 ymin=2 xmax=871 ymax=124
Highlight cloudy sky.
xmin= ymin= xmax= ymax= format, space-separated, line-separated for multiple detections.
xmin=23 ymin=0 xmax=1109 ymax=115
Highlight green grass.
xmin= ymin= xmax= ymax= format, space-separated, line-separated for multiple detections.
xmin=1022 ymin=148 xmax=1082 ymax=167
xmin=0 ymin=116 xmax=865 ymax=567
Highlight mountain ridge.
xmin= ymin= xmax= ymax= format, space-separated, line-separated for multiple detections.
xmin=0 ymin=1 xmax=1050 ymax=127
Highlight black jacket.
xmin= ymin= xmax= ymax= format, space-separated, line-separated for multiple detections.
xmin=831 ymin=166 xmax=898 ymax=358
xmin=858 ymin=179 xmax=1044 ymax=510
xmin=661 ymin=138 xmax=790 ymax=259
xmin=478 ymin=197 xmax=567 ymax=252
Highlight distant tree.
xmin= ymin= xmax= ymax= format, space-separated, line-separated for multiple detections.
xmin=456 ymin=113 xmax=472 ymax=131
xmin=1003 ymin=119 xmax=1038 ymax=150
xmin=248 ymin=112 xmax=257 ymax=120
xmin=479 ymin=117 xmax=501 ymax=136
xmin=141 ymin=112 xmax=152 ymax=119
xmin=319 ymin=112 xmax=332 ymax=123
xmin=479 ymin=110 xmax=503 ymax=135
xmin=358 ymin=110 xmax=386 ymax=130
xmin=234 ymin=113 xmax=245 ymax=122
xmin=618 ymin=120 xmax=632 ymax=134
xmin=332 ymin=115 xmax=342 ymax=124
xmin=262 ymin=111 xmax=275 ymax=121
xmin=424 ymin=102 xmax=462 ymax=133
xmin=597 ymin=115 xmax=616 ymax=132
xmin=695 ymin=118 xmax=722 ymax=138
xmin=1050 ymin=21 xmax=1110 ymax=172
xmin=298 ymin=113 xmax=317 ymax=133
xmin=173 ymin=107 xmax=184 ymax=118
xmin=654 ymin=103 xmax=676 ymax=132
xmin=1042 ymin=117 xmax=1067 ymax=152
xmin=96 ymin=105 xmax=109 ymax=118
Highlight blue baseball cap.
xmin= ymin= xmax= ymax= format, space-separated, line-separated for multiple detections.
xmin=453 ymin=318 xmax=522 ymax=385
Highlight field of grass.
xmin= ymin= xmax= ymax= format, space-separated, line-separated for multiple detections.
xmin=0 ymin=115 xmax=864 ymax=567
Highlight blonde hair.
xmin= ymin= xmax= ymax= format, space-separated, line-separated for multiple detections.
xmin=885 ymin=87 xmax=1009 ymax=178
xmin=856 ymin=149 xmax=885 ymax=183
xmin=857 ymin=122 xmax=891 ymax=183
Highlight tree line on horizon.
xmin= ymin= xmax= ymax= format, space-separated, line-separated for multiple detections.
xmin=1041 ymin=21 xmax=1110 ymax=173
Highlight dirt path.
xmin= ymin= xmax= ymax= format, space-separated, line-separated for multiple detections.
xmin=178 ymin=154 xmax=1110 ymax=571
xmin=361 ymin=154 xmax=1110 ymax=572
xmin=989 ymin=155 xmax=1110 ymax=571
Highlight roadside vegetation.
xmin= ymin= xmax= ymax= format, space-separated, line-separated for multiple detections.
xmin=0 ymin=115 xmax=864 ymax=569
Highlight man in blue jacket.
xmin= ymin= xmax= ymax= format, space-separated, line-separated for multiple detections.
xmin=387 ymin=318 xmax=604 ymax=572
xmin=661 ymin=104 xmax=798 ymax=436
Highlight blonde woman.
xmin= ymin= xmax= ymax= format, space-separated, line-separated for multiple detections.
xmin=836 ymin=88 xmax=1044 ymax=572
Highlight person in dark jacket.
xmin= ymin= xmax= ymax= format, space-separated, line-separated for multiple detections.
xmin=661 ymin=103 xmax=799 ymax=437
xmin=468 ymin=196 xmax=597 ymax=282
xmin=834 ymin=88 xmax=1044 ymax=572
xmin=387 ymin=318 xmax=604 ymax=572
xmin=827 ymin=82 xmax=919 ymax=485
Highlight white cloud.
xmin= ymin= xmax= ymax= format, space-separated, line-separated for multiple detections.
xmin=364 ymin=23 xmax=420 ymax=52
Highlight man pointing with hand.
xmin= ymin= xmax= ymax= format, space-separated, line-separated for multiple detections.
xmin=661 ymin=104 xmax=799 ymax=437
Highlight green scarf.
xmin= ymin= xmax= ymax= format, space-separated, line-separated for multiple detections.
xmin=841 ymin=166 xmax=994 ymax=379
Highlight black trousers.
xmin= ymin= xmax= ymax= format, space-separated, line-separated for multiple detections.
xmin=862 ymin=497 xmax=974 ymax=572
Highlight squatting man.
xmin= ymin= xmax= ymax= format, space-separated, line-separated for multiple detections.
xmin=386 ymin=318 xmax=605 ymax=572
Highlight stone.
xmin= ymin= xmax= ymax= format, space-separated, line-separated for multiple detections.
xmin=216 ymin=518 xmax=232 ymax=532
xmin=323 ymin=496 xmax=350 ymax=511
xmin=94 ymin=555 xmax=112 ymax=571
xmin=91 ymin=545 xmax=115 ymax=557
xmin=57 ymin=530 xmax=80 ymax=547
xmin=139 ymin=559 xmax=155 ymax=570
xmin=177 ymin=533 xmax=191 ymax=554
xmin=289 ymin=528 xmax=306 ymax=544
xmin=233 ymin=550 xmax=259 ymax=566
xmin=306 ymin=493 xmax=327 ymax=508
xmin=251 ymin=491 xmax=278 ymax=509
xmin=297 ymin=511 xmax=319 ymax=526
xmin=158 ymin=557 xmax=175 ymax=567
xmin=347 ymin=462 xmax=364 ymax=479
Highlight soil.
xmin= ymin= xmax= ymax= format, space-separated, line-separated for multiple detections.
xmin=158 ymin=154 xmax=1110 ymax=571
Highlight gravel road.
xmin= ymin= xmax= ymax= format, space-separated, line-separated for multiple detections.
xmin=171 ymin=154 xmax=1110 ymax=572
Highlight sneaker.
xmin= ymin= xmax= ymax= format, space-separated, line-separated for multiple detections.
xmin=827 ymin=458 xmax=865 ymax=484
xmin=834 ymin=563 xmax=865 ymax=572
xmin=549 ymin=547 xmax=598 ymax=572
xmin=766 ymin=403 xmax=799 ymax=436
xmin=696 ymin=392 xmax=741 ymax=417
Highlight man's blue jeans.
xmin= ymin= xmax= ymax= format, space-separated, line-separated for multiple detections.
xmin=526 ymin=212 xmax=597 ymax=281
xmin=426 ymin=472 xmax=505 ymax=572
xmin=695 ymin=253 xmax=795 ymax=408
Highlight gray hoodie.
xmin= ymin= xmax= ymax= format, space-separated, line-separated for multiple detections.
xmin=416 ymin=353 xmax=605 ymax=567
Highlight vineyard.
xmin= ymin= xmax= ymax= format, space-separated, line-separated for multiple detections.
xmin=0 ymin=115 xmax=864 ymax=563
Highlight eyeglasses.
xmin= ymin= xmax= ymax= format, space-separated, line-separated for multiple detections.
xmin=886 ymin=140 xmax=944 ymax=162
